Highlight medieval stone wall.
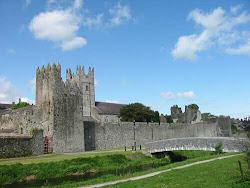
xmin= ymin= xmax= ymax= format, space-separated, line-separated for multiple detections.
xmin=98 ymin=114 xmax=120 ymax=123
xmin=52 ymin=81 xmax=85 ymax=153
xmin=0 ymin=130 xmax=44 ymax=158
xmin=0 ymin=106 xmax=51 ymax=137
xmin=86 ymin=121 xmax=229 ymax=150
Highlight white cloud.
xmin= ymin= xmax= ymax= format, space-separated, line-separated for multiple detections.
xmin=30 ymin=1 xmax=132 ymax=50
xmin=27 ymin=78 xmax=36 ymax=93
xmin=83 ymin=14 xmax=104 ymax=29
xmin=0 ymin=77 xmax=34 ymax=104
xmin=225 ymin=41 xmax=250 ymax=55
xmin=172 ymin=6 xmax=250 ymax=60
xmin=149 ymin=105 xmax=160 ymax=110
xmin=19 ymin=98 xmax=35 ymax=104
xmin=62 ymin=37 xmax=87 ymax=51
xmin=161 ymin=91 xmax=196 ymax=99
xmin=230 ymin=5 xmax=242 ymax=14
xmin=29 ymin=0 xmax=87 ymax=51
xmin=82 ymin=2 xmax=132 ymax=28
xmin=109 ymin=2 xmax=132 ymax=26
xmin=73 ymin=0 xmax=83 ymax=10
xmin=0 ymin=77 xmax=19 ymax=103
xmin=29 ymin=10 xmax=79 ymax=42
xmin=161 ymin=91 xmax=176 ymax=99
xmin=105 ymin=100 xmax=120 ymax=104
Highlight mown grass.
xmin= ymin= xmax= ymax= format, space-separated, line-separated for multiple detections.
xmin=103 ymin=154 xmax=249 ymax=188
xmin=0 ymin=151 xmax=239 ymax=187
xmin=40 ymin=152 xmax=236 ymax=188
xmin=0 ymin=152 xmax=169 ymax=186
xmin=0 ymin=150 xmax=132 ymax=165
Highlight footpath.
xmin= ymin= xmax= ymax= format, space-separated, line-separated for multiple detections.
xmin=80 ymin=154 xmax=242 ymax=188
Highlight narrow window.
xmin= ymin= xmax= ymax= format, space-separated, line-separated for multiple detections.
xmin=86 ymin=85 xmax=89 ymax=91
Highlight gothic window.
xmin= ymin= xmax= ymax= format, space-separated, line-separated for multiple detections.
xmin=86 ymin=85 xmax=89 ymax=91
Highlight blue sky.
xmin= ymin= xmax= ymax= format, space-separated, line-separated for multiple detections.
xmin=0 ymin=0 xmax=250 ymax=118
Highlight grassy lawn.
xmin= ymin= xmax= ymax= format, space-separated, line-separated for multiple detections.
xmin=0 ymin=149 xmax=132 ymax=165
xmin=104 ymin=154 xmax=249 ymax=188
xmin=0 ymin=152 xmax=170 ymax=186
xmin=0 ymin=150 xmax=242 ymax=188
xmin=40 ymin=152 xmax=237 ymax=188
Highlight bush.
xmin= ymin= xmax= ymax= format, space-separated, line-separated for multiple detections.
xmin=232 ymin=124 xmax=240 ymax=134
xmin=214 ymin=142 xmax=223 ymax=154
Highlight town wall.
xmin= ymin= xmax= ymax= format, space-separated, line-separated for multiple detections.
xmin=0 ymin=106 xmax=51 ymax=137
xmin=86 ymin=121 xmax=228 ymax=150
xmin=0 ymin=129 xmax=44 ymax=158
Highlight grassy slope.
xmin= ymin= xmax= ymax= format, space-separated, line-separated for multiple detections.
xmin=0 ymin=152 xmax=170 ymax=185
xmin=0 ymin=151 xmax=240 ymax=187
xmin=43 ymin=152 xmax=236 ymax=188
xmin=0 ymin=150 xmax=131 ymax=165
xmin=104 ymin=154 xmax=248 ymax=188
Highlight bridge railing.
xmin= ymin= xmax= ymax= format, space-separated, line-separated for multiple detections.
xmin=146 ymin=137 xmax=247 ymax=153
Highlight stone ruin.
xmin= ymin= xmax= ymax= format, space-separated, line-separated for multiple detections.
xmin=171 ymin=104 xmax=202 ymax=124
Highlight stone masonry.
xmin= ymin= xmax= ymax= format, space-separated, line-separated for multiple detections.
xmin=0 ymin=63 xmax=233 ymax=153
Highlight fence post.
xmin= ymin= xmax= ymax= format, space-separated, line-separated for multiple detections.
xmin=238 ymin=160 xmax=244 ymax=179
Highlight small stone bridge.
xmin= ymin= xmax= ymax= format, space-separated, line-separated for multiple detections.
xmin=145 ymin=137 xmax=247 ymax=154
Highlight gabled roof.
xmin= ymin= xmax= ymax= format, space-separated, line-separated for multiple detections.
xmin=95 ymin=101 xmax=126 ymax=115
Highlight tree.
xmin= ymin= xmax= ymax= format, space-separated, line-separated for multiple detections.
xmin=166 ymin=115 xmax=173 ymax=123
xmin=188 ymin=104 xmax=199 ymax=110
xmin=11 ymin=102 xmax=30 ymax=110
xmin=120 ymin=103 xmax=159 ymax=122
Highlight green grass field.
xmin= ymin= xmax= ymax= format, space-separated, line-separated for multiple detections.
xmin=0 ymin=149 xmax=131 ymax=165
xmin=0 ymin=150 xmax=245 ymax=188
xmin=104 ymin=154 xmax=249 ymax=188
xmin=0 ymin=152 xmax=170 ymax=186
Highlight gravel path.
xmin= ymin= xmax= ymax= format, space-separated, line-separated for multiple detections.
xmin=80 ymin=154 xmax=242 ymax=188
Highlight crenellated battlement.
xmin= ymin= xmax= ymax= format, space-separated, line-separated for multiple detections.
xmin=66 ymin=66 xmax=94 ymax=82
xmin=36 ymin=63 xmax=95 ymax=116
xmin=36 ymin=63 xmax=61 ymax=80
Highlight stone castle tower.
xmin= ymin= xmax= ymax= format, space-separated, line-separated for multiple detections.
xmin=35 ymin=63 xmax=95 ymax=152
xmin=66 ymin=65 xmax=95 ymax=116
